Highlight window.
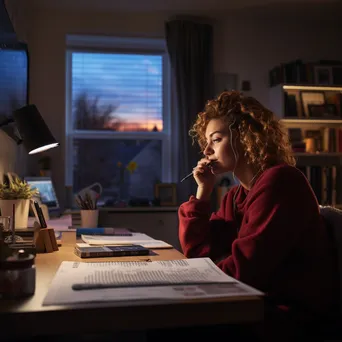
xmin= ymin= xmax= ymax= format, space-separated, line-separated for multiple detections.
xmin=65 ymin=36 xmax=172 ymax=204
xmin=0 ymin=43 xmax=28 ymax=142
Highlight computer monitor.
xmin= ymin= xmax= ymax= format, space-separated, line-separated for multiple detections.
xmin=25 ymin=177 xmax=60 ymax=211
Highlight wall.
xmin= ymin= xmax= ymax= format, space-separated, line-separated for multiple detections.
xmin=0 ymin=130 xmax=26 ymax=181
xmin=4 ymin=0 xmax=31 ymax=42
xmin=25 ymin=6 xmax=342 ymax=208
xmin=214 ymin=14 xmax=342 ymax=106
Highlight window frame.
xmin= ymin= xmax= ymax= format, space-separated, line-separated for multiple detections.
xmin=65 ymin=35 xmax=173 ymax=189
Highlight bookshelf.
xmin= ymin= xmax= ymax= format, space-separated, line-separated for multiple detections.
xmin=269 ymin=84 xmax=342 ymax=207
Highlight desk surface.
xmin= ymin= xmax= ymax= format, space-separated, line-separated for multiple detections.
xmin=0 ymin=232 xmax=263 ymax=338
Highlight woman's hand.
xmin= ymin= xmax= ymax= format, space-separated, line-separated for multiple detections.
xmin=193 ymin=159 xmax=216 ymax=200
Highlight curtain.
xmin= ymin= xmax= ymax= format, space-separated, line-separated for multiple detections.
xmin=165 ymin=17 xmax=214 ymax=204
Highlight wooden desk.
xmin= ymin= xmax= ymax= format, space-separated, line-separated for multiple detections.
xmin=0 ymin=232 xmax=263 ymax=339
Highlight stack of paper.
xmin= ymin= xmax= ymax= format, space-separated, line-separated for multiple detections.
xmin=42 ymin=258 xmax=263 ymax=306
xmin=81 ymin=232 xmax=173 ymax=249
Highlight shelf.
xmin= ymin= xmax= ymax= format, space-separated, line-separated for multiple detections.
xmin=281 ymin=118 xmax=342 ymax=124
xmin=294 ymin=153 xmax=342 ymax=166
xmin=282 ymin=85 xmax=342 ymax=91
xmin=294 ymin=152 xmax=342 ymax=157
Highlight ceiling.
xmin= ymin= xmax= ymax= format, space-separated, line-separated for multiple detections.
xmin=29 ymin=0 xmax=338 ymax=12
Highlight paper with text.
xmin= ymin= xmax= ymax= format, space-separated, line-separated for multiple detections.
xmin=42 ymin=258 xmax=263 ymax=306
xmin=81 ymin=233 xmax=173 ymax=249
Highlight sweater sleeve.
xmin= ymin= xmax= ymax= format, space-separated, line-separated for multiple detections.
xmin=178 ymin=187 xmax=238 ymax=261
xmin=217 ymin=167 xmax=320 ymax=291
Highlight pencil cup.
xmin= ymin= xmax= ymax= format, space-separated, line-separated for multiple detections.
xmin=80 ymin=209 xmax=99 ymax=228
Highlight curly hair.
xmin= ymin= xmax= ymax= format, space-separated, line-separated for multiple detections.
xmin=189 ymin=90 xmax=296 ymax=171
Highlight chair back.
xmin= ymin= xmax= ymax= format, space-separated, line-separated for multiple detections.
xmin=320 ymin=205 xmax=342 ymax=316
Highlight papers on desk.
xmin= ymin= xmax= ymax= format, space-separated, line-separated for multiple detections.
xmin=42 ymin=257 xmax=263 ymax=306
xmin=81 ymin=233 xmax=173 ymax=249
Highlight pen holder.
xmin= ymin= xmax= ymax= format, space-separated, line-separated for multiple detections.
xmin=80 ymin=209 xmax=99 ymax=228
xmin=34 ymin=226 xmax=59 ymax=253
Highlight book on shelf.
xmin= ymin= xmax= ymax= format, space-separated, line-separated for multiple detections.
xmin=296 ymin=165 xmax=341 ymax=206
xmin=288 ymin=127 xmax=342 ymax=153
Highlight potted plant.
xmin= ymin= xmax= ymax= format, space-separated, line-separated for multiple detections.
xmin=0 ymin=174 xmax=38 ymax=229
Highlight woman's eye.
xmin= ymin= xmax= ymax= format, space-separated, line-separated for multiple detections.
xmin=212 ymin=138 xmax=221 ymax=143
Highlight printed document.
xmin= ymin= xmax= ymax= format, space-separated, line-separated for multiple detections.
xmin=42 ymin=258 xmax=263 ymax=306
xmin=81 ymin=233 xmax=173 ymax=249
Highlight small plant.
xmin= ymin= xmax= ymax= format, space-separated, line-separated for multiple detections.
xmin=0 ymin=176 xmax=39 ymax=200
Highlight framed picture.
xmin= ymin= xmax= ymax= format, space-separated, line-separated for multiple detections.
xmin=308 ymin=103 xmax=338 ymax=118
xmin=155 ymin=183 xmax=177 ymax=206
xmin=300 ymin=91 xmax=326 ymax=118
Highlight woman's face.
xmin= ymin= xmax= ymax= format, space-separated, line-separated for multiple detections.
xmin=203 ymin=118 xmax=240 ymax=174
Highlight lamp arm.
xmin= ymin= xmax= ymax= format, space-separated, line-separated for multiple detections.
xmin=0 ymin=117 xmax=22 ymax=145
xmin=0 ymin=117 xmax=14 ymax=128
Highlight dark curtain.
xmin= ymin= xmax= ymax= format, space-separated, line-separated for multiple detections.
xmin=165 ymin=18 xmax=214 ymax=204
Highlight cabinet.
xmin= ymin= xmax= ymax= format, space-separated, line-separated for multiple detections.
xmin=269 ymin=84 xmax=342 ymax=208
xmin=72 ymin=207 xmax=181 ymax=251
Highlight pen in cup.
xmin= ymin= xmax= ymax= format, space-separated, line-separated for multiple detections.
xmin=180 ymin=161 xmax=214 ymax=182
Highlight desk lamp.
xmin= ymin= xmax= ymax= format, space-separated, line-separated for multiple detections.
xmin=0 ymin=104 xmax=59 ymax=154
xmin=0 ymin=104 xmax=59 ymax=257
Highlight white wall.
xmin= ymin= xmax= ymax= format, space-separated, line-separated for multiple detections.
xmin=24 ymin=7 xmax=342 ymax=207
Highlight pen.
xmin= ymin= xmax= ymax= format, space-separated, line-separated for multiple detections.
xmin=180 ymin=161 xmax=214 ymax=182
xmin=180 ymin=172 xmax=194 ymax=183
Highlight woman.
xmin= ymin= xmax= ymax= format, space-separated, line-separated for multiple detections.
xmin=178 ymin=91 xmax=339 ymax=340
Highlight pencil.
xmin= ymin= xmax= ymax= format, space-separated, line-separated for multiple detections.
xmin=180 ymin=161 xmax=214 ymax=183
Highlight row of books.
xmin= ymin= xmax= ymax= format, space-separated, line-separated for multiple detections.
xmin=297 ymin=165 xmax=342 ymax=206
xmin=269 ymin=59 xmax=342 ymax=87
xmin=284 ymin=91 xmax=342 ymax=119
xmin=288 ymin=127 xmax=342 ymax=153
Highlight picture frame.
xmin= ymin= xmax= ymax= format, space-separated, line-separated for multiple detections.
xmin=155 ymin=183 xmax=177 ymax=206
xmin=300 ymin=91 xmax=326 ymax=118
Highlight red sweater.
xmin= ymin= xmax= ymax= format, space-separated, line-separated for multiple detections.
xmin=179 ymin=164 xmax=338 ymax=319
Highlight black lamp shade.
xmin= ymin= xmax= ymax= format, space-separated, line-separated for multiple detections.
xmin=12 ymin=104 xmax=59 ymax=154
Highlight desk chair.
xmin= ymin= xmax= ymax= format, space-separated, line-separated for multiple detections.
xmin=318 ymin=205 xmax=342 ymax=339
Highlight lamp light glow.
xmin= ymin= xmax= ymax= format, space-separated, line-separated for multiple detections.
xmin=12 ymin=104 xmax=59 ymax=154
xmin=29 ymin=143 xmax=59 ymax=155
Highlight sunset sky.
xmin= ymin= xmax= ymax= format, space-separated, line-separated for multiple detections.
xmin=72 ymin=52 xmax=163 ymax=131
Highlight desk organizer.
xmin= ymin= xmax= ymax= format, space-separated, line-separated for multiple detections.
xmin=34 ymin=227 xmax=59 ymax=253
